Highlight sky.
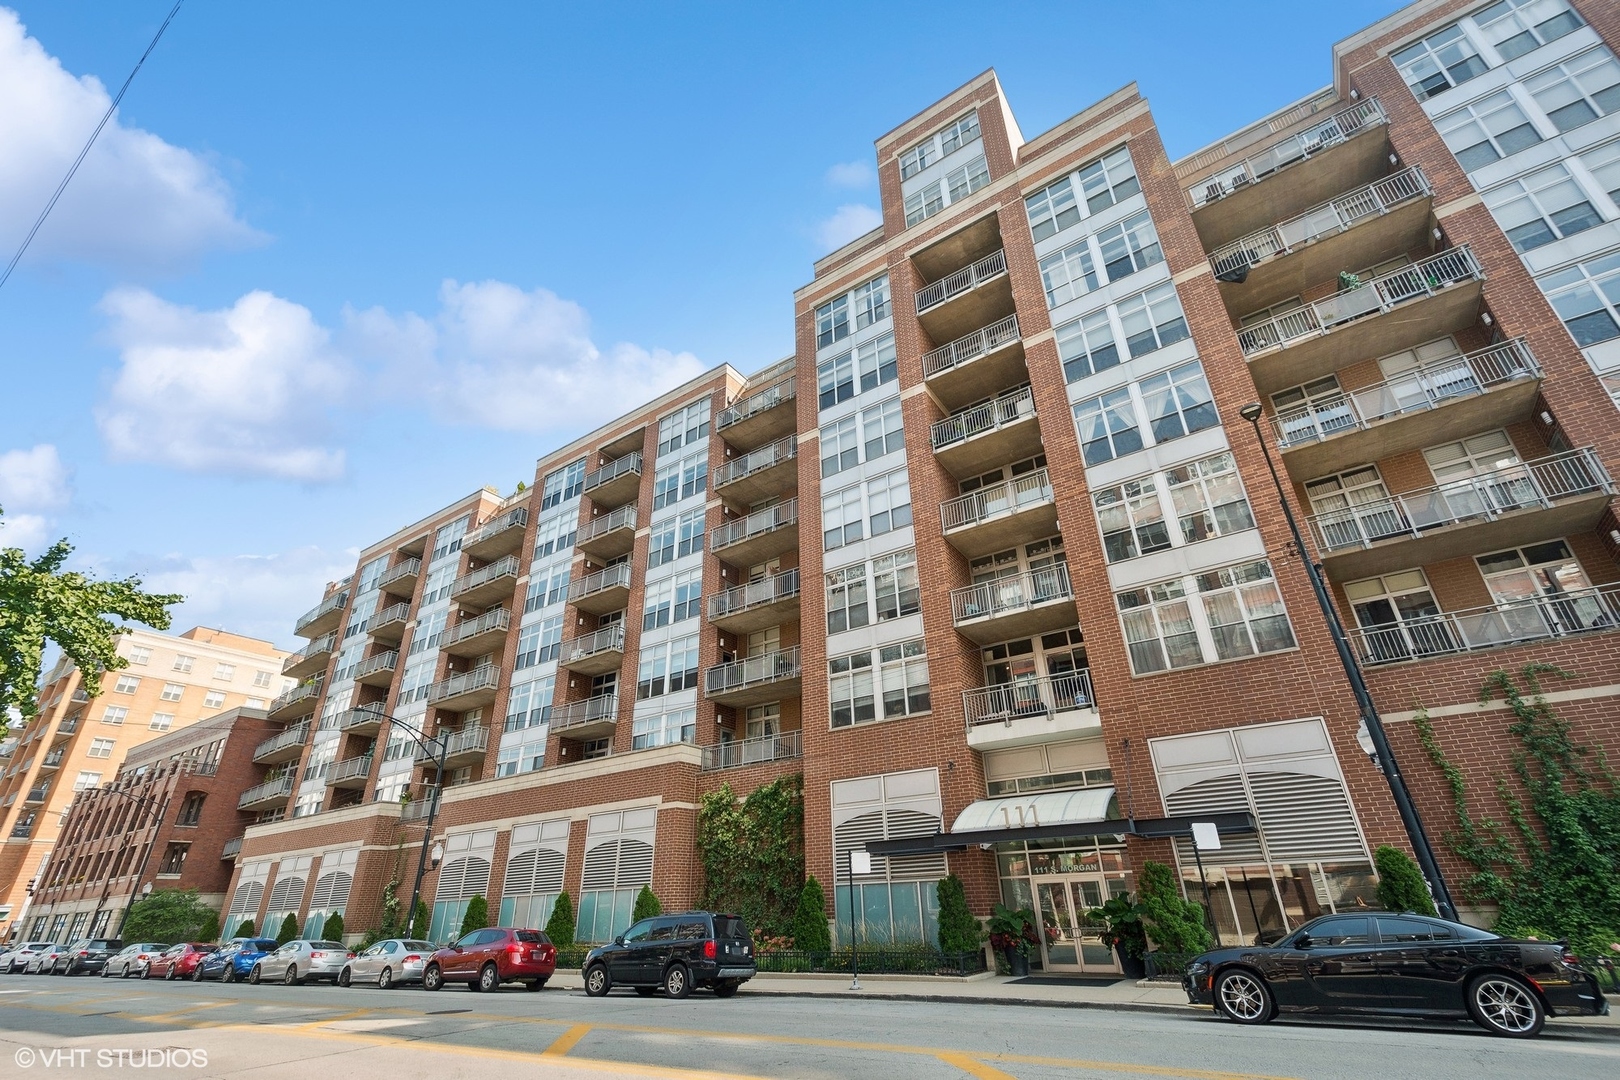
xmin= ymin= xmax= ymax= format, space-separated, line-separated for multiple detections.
xmin=0 ymin=0 xmax=1406 ymax=650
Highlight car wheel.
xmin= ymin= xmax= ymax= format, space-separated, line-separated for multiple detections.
xmin=99 ymin=967 xmax=108 ymax=979
xmin=119 ymin=964 xmax=130 ymax=979
xmin=248 ymin=965 xmax=262 ymax=986
xmin=662 ymin=964 xmax=690 ymax=1000
xmin=377 ymin=967 xmax=393 ymax=990
xmin=422 ymin=964 xmax=443 ymax=992
xmin=283 ymin=965 xmax=300 ymax=987
xmin=191 ymin=966 xmax=203 ymax=983
xmin=583 ymin=964 xmax=610 ymax=997
xmin=634 ymin=986 xmax=656 ymax=997
xmin=477 ymin=963 xmax=499 ymax=993
xmin=526 ymin=978 xmax=546 ymax=992
xmin=221 ymin=965 xmax=235 ymax=984
xmin=337 ymin=967 xmax=351 ymax=988
xmin=1214 ymin=969 xmax=1274 ymax=1025
xmin=165 ymin=965 xmax=177 ymax=981
xmin=1468 ymin=974 xmax=1545 ymax=1038
xmin=140 ymin=964 xmax=151 ymax=981
xmin=714 ymin=982 xmax=739 ymax=998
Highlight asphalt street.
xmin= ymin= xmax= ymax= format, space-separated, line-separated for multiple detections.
xmin=0 ymin=973 xmax=1615 ymax=1080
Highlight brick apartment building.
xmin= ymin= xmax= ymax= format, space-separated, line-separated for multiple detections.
xmin=19 ymin=707 xmax=280 ymax=942
xmin=221 ymin=0 xmax=1620 ymax=971
xmin=0 ymin=628 xmax=291 ymax=938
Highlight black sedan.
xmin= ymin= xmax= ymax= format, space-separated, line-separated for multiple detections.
xmin=1184 ymin=913 xmax=1608 ymax=1037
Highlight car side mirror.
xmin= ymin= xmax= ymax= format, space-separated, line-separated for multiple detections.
xmin=451 ymin=945 xmax=462 ymax=952
xmin=615 ymin=935 xmax=625 ymax=946
xmin=1295 ymin=934 xmax=1312 ymax=949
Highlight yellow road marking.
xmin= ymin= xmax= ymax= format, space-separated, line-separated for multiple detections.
xmin=300 ymin=1007 xmax=374 ymax=1028
xmin=938 ymin=1051 xmax=1021 ymax=1080
xmin=136 ymin=1001 xmax=234 ymax=1024
xmin=544 ymin=1023 xmax=593 ymax=1056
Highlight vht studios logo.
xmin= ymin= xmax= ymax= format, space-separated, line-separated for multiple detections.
xmin=14 ymin=1047 xmax=209 ymax=1069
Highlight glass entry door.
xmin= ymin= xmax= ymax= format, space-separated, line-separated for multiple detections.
xmin=1035 ymin=876 xmax=1121 ymax=973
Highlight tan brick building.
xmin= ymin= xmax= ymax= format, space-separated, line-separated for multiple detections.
xmin=223 ymin=0 xmax=1620 ymax=970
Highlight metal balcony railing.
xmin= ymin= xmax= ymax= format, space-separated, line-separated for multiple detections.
xmin=425 ymin=665 xmax=500 ymax=705
xmin=1273 ymin=339 xmax=1540 ymax=448
xmin=427 ymin=725 xmax=489 ymax=761
xmin=1350 ymin=582 xmax=1620 ymax=666
xmin=712 ymin=499 xmax=797 ymax=551
xmin=1237 ymin=247 xmax=1483 ymax=357
xmin=282 ymin=632 xmax=337 ymax=674
xmin=1208 ymin=166 xmax=1430 ymax=279
xmin=294 ymin=589 xmax=349 ymax=635
xmin=253 ymin=721 xmax=309 ymax=760
xmin=551 ymin=695 xmax=618 ymax=734
xmin=24 ymin=785 xmax=49 ymax=803
xmin=238 ymin=775 xmax=295 ymax=809
xmin=577 ymin=505 xmax=636 ymax=545
xmin=950 ymin=566 xmax=1074 ymax=624
xmin=40 ymin=750 xmax=64 ymax=769
xmin=963 ymin=671 xmax=1094 ymax=731
xmin=562 ymin=624 xmax=626 ymax=665
xmin=714 ymin=435 xmax=797 ymax=487
xmin=377 ymin=556 xmax=422 ymax=591
xmin=701 ymin=729 xmax=803 ymax=771
xmin=931 ymin=385 xmax=1036 ymax=450
xmin=368 ymin=602 xmax=410 ymax=633
xmin=400 ymin=792 xmax=437 ymax=821
xmin=55 ymin=717 xmax=80 ymax=736
xmin=1308 ymin=448 xmax=1614 ymax=554
xmin=707 ymin=569 xmax=800 ymax=621
xmin=328 ymin=754 xmax=374 ymax=784
xmin=704 ymin=646 xmax=802 ymax=697
xmin=221 ymin=836 xmax=243 ymax=859
xmin=915 ymin=249 xmax=1007 ymax=315
xmin=441 ymin=606 xmax=511 ymax=647
xmin=451 ymin=554 xmax=520 ymax=600
xmin=584 ymin=452 xmax=642 ymax=493
xmin=352 ymin=650 xmax=399 ymax=679
xmin=1187 ymin=97 xmax=1387 ymax=209
xmin=269 ymin=680 xmax=322 ymax=714
xmin=718 ymin=377 xmax=796 ymax=429
xmin=467 ymin=507 xmax=529 ymax=548
xmin=567 ymin=563 xmax=633 ymax=603
xmin=940 ymin=469 xmax=1053 ymax=532
xmin=340 ymin=704 xmax=388 ymax=731
xmin=922 ymin=314 xmax=1022 ymax=379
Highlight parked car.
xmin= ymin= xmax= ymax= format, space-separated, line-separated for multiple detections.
xmin=2 ymin=943 xmax=56 ymax=974
xmin=103 ymin=943 xmax=169 ymax=979
xmin=582 ymin=912 xmax=754 ymax=999
xmin=146 ymin=943 xmax=216 ymax=981
xmin=194 ymin=938 xmax=279 ymax=983
xmin=422 ymin=928 xmax=556 ymax=992
xmin=250 ymin=940 xmax=351 ymax=986
xmin=338 ymin=939 xmax=438 ymax=989
xmin=53 ymin=938 xmax=123 ymax=975
xmin=1185 ymin=912 xmax=1610 ymax=1037
xmin=28 ymin=944 xmax=71 ymax=973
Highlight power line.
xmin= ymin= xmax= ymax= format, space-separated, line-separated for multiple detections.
xmin=0 ymin=0 xmax=185 ymax=294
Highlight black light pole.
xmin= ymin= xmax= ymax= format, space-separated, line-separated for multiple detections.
xmin=1237 ymin=403 xmax=1457 ymax=920
xmin=383 ymin=715 xmax=450 ymax=940
xmin=89 ymin=784 xmax=173 ymax=937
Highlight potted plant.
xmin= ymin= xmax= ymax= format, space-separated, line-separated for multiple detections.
xmin=1088 ymin=893 xmax=1148 ymax=979
xmin=987 ymin=903 xmax=1038 ymax=977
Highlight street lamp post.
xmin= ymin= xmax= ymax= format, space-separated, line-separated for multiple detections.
xmin=374 ymin=715 xmax=450 ymax=939
xmin=1237 ymin=402 xmax=1457 ymax=919
xmin=84 ymin=782 xmax=174 ymax=938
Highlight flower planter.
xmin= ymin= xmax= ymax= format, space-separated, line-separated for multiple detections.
xmin=1003 ymin=947 xmax=1030 ymax=977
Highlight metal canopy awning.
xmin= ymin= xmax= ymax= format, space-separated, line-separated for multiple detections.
xmin=950 ymin=788 xmax=1118 ymax=834
xmin=867 ymin=798 xmax=1257 ymax=856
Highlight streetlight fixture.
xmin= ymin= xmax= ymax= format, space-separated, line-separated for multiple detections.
xmin=369 ymin=713 xmax=450 ymax=938
xmin=1236 ymin=401 xmax=1457 ymax=920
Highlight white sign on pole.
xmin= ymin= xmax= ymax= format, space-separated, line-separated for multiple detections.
xmin=1190 ymin=821 xmax=1222 ymax=852
xmin=849 ymin=850 xmax=872 ymax=875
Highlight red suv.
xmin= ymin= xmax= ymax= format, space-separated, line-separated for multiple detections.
xmin=423 ymin=927 xmax=555 ymax=992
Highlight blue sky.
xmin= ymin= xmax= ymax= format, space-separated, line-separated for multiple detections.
xmin=0 ymin=0 xmax=1404 ymax=648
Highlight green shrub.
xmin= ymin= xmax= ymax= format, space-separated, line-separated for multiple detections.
xmin=459 ymin=896 xmax=488 ymax=937
xmin=235 ymin=919 xmax=255 ymax=937
xmin=545 ymin=891 xmax=575 ymax=946
xmin=632 ymin=886 xmax=662 ymax=922
xmin=935 ymin=876 xmax=981 ymax=956
xmin=791 ymin=876 xmax=831 ymax=952
xmin=276 ymin=913 xmax=299 ymax=946
xmin=409 ymin=899 xmax=428 ymax=940
xmin=122 ymin=889 xmax=216 ymax=942
xmin=1374 ymin=845 xmax=1437 ymax=916
xmin=1139 ymin=861 xmax=1213 ymax=955
xmin=322 ymin=913 xmax=345 ymax=942
xmin=197 ymin=910 xmax=220 ymax=944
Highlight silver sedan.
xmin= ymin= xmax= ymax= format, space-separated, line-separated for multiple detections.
xmin=104 ymin=943 xmax=167 ymax=979
xmin=2 ymin=943 xmax=55 ymax=974
xmin=249 ymin=940 xmax=351 ymax=986
xmin=337 ymin=939 xmax=437 ymax=989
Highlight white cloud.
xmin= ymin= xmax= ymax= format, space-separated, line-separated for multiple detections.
xmin=0 ymin=512 xmax=49 ymax=552
xmin=825 ymin=160 xmax=874 ymax=188
xmin=815 ymin=204 xmax=883 ymax=253
xmin=0 ymin=7 xmax=259 ymax=271
xmin=95 ymin=287 xmax=351 ymax=483
xmin=0 ymin=443 xmax=70 ymax=553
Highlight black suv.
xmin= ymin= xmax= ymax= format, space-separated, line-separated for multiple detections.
xmin=582 ymin=912 xmax=754 ymax=999
xmin=56 ymin=939 xmax=123 ymax=975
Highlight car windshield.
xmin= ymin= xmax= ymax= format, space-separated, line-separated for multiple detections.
xmin=714 ymin=916 xmax=748 ymax=941
xmin=310 ymin=941 xmax=344 ymax=949
xmin=402 ymin=941 xmax=435 ymax=951
xmin=514 ymin=931 xmax=547 ymax=944
xmin=249 ymin=940 xmax=277 ymax=950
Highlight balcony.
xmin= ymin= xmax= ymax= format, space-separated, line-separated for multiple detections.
xmin=1187 ymin=97 xmax=1390 ymax=248
xmin=707 ymin=569 xmax=801 ymax=634
xmin=339 ymin=703 xmax=387 ymax=735
xmin=930 ymin=385 xmax=1040 ymax=478
xmin=1209 ymin=166 xmax=1433 ymax=314
xmin=1238 ymin=247 xmax=1485 ymax=394
xmin=711 ymin=499 xmax=799 ymax=567
xmin=38 ymin=750 xmax=64 ymax=771
xmin=416 ymin=725 xmax=490 ymax=768
xmin=450 ymin=555 xmax=520 ymax=608
xmin=914 ymin=248 xmax=1013 ymax=344
xmin=294 ymin=589 xmax=350 ymax=639
xmin=368 ymin=602 xmax=411 ymax=645
xmin=1309 ymin=448 xmax=1614 ymax=581
xmin=921 ymin=313 xmax=1025 ymax=410
xmin=567 ymin=563 xmax=633 ymax=616
xmin=51 ymin=716 xmax=79 ymax=741
xmin=400 ymin=794 xmax=436 ymax=822
xmin=717 ymin=376 xmax=797 ymax=449
xmin=704 ymin=646 xmax=802 ymax=707
xmin=551 ymin=695 xmax=618 ymax=741
xmin=940 ymin=469 xmax=1058 ymax=559
xmin=221 ymin=836 xmax=243 ymax=860
xmin=237 ymin=775 xmax=295 ymax=811
xmin=439 ymin=606 xmax=512 ymax=659
xmin=950 ymin=566 xmax=1078 ymax=644
xmin=583 ymin=452 xmax=643 ymax=509
xmin=963 ymin=671 xmax=1100 ymax=752
xmin=576 ymin=505 xmax=637 ymax=561
xmin=1350 ymin=582 xmax=1620 ymax=667
xmin=352 ymin=649 xmax=399 ymax=688
xmin=282 ymin=632 xmax=337 ymax=679
xmin=1273 ymin=339 xmax=1543 ymax=478
xmin=252 ymin=721 xmax=310 ymax=765
xmin=10 ymin=821 xmax=33 ymax=839
xmin=559 ymin=625 xmax=627 ymax=676
xmin=377 ymin=556 xmax=422 ymax=598
xmin=326 ymin=754 xmax=374 ymax=789
xmin=701 ymin=729 xmax=803 ymax=772
xmin=425 ymin=665 xmax=500 ymax=712
xmin=24 ymin=785 xmax=48 ymax=804
xmin=715 ymin=436 xmax=798 ymax=506
xmin=267 ymin=680 xmax=322 ymax=722
xmin=463 ymin=507 xmax=530 ymax=562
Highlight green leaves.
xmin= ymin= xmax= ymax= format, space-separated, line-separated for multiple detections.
xmin=631 ymin=885 xmax=662 ymax=922
xmin=934 ymin=875 xmax=980 ymax=956
xmin=791 ymin=876 xmax=830 ymax=952
xmin=544 ymin=891 xmax=575 ymax=946
xmin=696 ymin=774 xmax=804 ymax=938
xmin=121 ymin=889 xmax=217 ymax=943
xmin=1138 ymin=861 xmax=1213 ymax=955
xmin=458 ymin=895 xmax=488 ymax=937
xmin=1373 ymin=846 xmax=1437 ymax=916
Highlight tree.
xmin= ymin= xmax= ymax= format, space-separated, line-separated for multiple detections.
xmin=360 ymin=881 xmax=403 ymax=948
xmin=545 ymin=891 xmax=575 ymax=947
xmin=1374 ymin=845 xmax=1437 ymax=916
xmin=197 ymin=909 xmax=220 ymax=944
xmin=696 ymin=775 xmax=804 ymax=937
xmin=322 ymin=913 xmax=345 ymax=942
xmin=0 ymin=513 xmax=183 ymax=736
xmin=409 ymin=898 xmax=428 ymax=940
xmin=1138 ymin=861 xmax=1213 ymax=955
xmin=235 ymin=919 xmax=256 ymax=937
xmin=121 ymin=890 xmax=216 ymax=943
xmin=791 ymin=876 xmax=830 ymax=953
xmin=459 ymin=896 xmax=488 ymax=937
xmin=935 ymin=876 xmax=981 ymax=956
xmin=632 ymin=886 xmax=662 ymax=922
xmin=276 ymin=913 xmax=299 ymax=946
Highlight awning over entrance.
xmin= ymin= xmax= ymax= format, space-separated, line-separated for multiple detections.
xmin=950 ymin=787 xmax=1118 ymax=834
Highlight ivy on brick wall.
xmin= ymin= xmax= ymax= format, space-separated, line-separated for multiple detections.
xmin=1411 ymin=663 xmax=1620 ymax=959
xmin=697 ymin=774 xmax=804 ymax=939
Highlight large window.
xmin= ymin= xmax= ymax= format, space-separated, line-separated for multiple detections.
xmin=1141 ymin=361 xmax=1219 ymax=443
xmin=1039 ymin=212 xmax=1164 ymax=308
xmin=1055 ymin=282 xmax=1190 ymax=384
xmin=1524 ymin=47 xmax=1620 ymax=133
xmin=826 ymin=562 xmax=870 ymax=634
xmin=1393 ymin=24 xmax=1488 ymax=99
xmin=1079 ymin=146 xmax=1142 ymax=214
xmin=818 ymin=275 xmax=891 ymax=349
xmin=1117 ymin=560 xmax=1296 ymax=674
xmin=637 ymin=635 xmax=699 ymax=699
xmin=1117 ymin=283 xmax=1191 ymax=358
xmin=1096 ymin=211 xmax=1164 ymax=282
xmin=854 ymin=275 xmax=890 ymax=329
xmin=1024 ymin=147 xmax=1140 ymax=243
xmin=945 ymin=155 xmax=990 ymax=203
xmin=829 ymin=639 xmax=930 ymax=728
xmin=524 ymin=564 xmax=569 ymax=613
xmin=1039 ymin=239 xmax=1098 ymax=308
xmin=816 ymin=294 xmax=848 ymax=349
xmin=541 ymin=460 xmax=585 ymax=510
xmin=1476 ymin=0 xmax=1583 ymax=61
xmin=1484 ymin=162 xmax=1605 ymax=251
xmin=825 ymin=549 xmax=919 ymax=634
xmin=820 ymin=396 xmax=903 ymax=478
xmin=904 ymin=181 xmax=946 ymax=227
xmin=642 ymin=568 xmax=701 ymax=631
xmin=515 ymin=615 xmax=563 ymax=669
xmin=631 ymin=707 xmax=697 ymax=750
xmin=1073 ymin=360 xmax=1219 ymax=467
xmin=676 ymin=506 xmax=705 ymax=559
xmin=818 ymin=332 xmax=896 ymax=411
xmin=652 ymin=453 xmax=707 ymax=510
xmin=1538 ymin=250 xmax=1620 ymax=346
xmin=821 ymin=467 xmax=912 ymax=550
xmin=657 ymin=401 xmax=709 ymax=458
xmin=900 ymin=110 xmax=980 ymax=179
xmin=504 ymin=674 xmax=554 ymax=731
xmin=1436 ymin=90 xmax=1542 ymax=171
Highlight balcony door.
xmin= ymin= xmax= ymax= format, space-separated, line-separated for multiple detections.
xmin=1343 ymin=570 xmax=1451 ymax=662
xmin=1306 ymin=467 xmax=1402 ymax=548
xmin=1374 ymin=336 xmax=1468 ymax=418
xmin=1421 ymin=430 xmax=1532 ymax=522
xmin=1035 ymin=876 xmax=1122 ymax=974
xmin=1477 ymin=541 xmax=1612 ymax=638
xmin=980 ymin=630 xmax=1089 ymax=719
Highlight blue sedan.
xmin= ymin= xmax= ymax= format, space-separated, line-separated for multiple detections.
xmin=195 ymin=938 xmax=279 ymax=983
